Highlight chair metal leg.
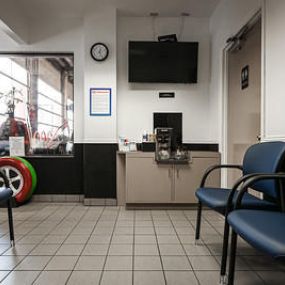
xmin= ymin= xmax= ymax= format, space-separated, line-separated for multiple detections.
xmin=195 ymin=201 xmax=202 ymax=240
xmin=220 ymin=220 xmax=230 ymax=277
xmin=7 ymin=199 xmax=15 ymax=246
xmin=228 ymin=231 xmax=238 ymax=285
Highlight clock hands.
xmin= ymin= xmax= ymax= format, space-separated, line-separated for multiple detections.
xmin=91 ymin=43 xmax=109 ymax=61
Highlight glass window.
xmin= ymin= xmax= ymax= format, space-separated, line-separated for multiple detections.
xmin=0 ymin=54 xmax=74 ymax=156
xmin=38 ymin=79 xmax=62 ymax=104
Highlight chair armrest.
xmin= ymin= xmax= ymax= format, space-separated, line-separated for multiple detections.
xmin=224 ymin=173 xmax=268 ymax=215
xmin=200 ymin=164 xmax=243 ymax=187
xmin=0 ymin=170 xmax=9 ymax=188
xmin=233 ymin=173 xmax=285 ymax=211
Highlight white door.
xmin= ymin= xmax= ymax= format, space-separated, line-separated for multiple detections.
xmin=227 ymin=18 xmax=261 ymax=187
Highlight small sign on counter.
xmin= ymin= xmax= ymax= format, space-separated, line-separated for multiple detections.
xmin=9 ymin=136 xmax=25 ymax=156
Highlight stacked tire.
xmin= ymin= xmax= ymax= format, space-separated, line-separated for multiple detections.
xmin=0 ymin=157 xmax=37 ymax=204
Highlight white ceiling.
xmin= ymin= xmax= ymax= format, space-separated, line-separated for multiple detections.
xmin=16 ymin=0 xmax=220 ymax=19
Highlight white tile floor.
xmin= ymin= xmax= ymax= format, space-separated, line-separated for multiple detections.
xmin=0 ymin=203 xmax=284 ymax=284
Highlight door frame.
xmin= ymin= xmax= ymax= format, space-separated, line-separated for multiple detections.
xmin=221 ymin=9 xmax=265 ymax=187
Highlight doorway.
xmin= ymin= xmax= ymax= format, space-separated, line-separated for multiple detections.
xmin=226 ymin=16 xmax=262 ymax=186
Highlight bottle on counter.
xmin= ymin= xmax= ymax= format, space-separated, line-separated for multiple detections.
xmin=142 ymin=131 xmax=147 ymax=142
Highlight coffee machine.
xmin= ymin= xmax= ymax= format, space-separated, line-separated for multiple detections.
xmin=155 ymin=128 xmax=172 ymax=161
xmin=155 ymin=127 xmax=190 ymax=163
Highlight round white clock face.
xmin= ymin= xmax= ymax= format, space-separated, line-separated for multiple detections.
xmin=91 ymin=43 xmax=109 ymax=61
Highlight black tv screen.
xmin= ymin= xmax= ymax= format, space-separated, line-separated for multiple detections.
xmin=128 ymin=41 xmax=198 ymax=83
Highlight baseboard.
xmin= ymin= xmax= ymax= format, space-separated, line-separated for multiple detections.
xmin=32 ymin=195 xmax=117 ymax=206
xmin=83 ymin=198 xmax=117 ymax=206
xmin=32 ymin=194 xmax=84 ymax=203
xmin=126 ymin=203 xmax=199 ymax=210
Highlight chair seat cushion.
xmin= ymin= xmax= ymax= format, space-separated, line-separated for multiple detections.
xmin=228 ymin=210 xmax=285 ymax=260
xmin=195 ymin=187 xmax=277 ymax=214
xmin=0 ymin=188 xmax=13 ymax=201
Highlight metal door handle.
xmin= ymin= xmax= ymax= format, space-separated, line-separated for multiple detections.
xmin=177 ymin=168 xmax=179 ymax=178
xmin=168 ymin=168 xmax=172 ymax=178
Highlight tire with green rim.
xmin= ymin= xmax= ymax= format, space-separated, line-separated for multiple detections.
xmin=12 ymin=157 xmax=37 ymax=199
xmin=0 ymin=157 xmax=32 ymax=203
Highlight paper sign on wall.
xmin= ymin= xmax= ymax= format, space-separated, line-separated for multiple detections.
xmin=90 ymin=88 xmax=112 ymax=116
xmin=9 ymin=136 xmax=25 ymax=156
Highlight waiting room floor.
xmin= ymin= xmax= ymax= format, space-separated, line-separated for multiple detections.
xmin=0 ymin=203 xmax=284 ymax=284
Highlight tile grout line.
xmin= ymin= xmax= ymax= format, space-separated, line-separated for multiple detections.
xmin=195 ymin=212 xmax=252 ymax=276
xmin=30 ymin=204 xmax=90 ymax=284
xmin=150 ymin=210 xmax=167 ymax=285
xmin=184 ymin=211 xmax=266 ymax=283
xmin=0 ymin=204 xmax=76 ymax=283
xmin=64 ymin=206 xmax=106 ymax=285
xmin=132 ymin=208 xmax=136 ymax=285
xmin=183 ymin=209 xmax=223 ymax=282
xmin=184 ymin=211 xmax=223 ymax=270
xmin=0 ymin=203 xmax=49 ymax=232
xmin=167 ymin=210 xmax=201 ymax=285
xmin=255 ymin=270 xmax=272 ymax=284
xmin=1 ymin=204 xmax=63 ymax=246
xmin=98 ymin=206 xmax=121 ymax=285
xmin=19 ymin=205 xmax=76 ymax=240
xmin=203 ymin=213 xmax=224 ymax=237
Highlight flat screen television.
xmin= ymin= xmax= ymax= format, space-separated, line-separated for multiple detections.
xmin=128 ymin=41 xmax=198 ymax=83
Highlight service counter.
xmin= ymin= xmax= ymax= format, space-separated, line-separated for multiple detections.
xmin=117 ymin=151 xmax=220 ymax=206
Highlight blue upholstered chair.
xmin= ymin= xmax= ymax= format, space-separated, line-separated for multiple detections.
xmin=0 ymin=170 xmax=14 ymax=246
xmin=195 ymin=141 xmax=285 ymax=279
xmin=227 ymin=173 xmax=285 ymax=285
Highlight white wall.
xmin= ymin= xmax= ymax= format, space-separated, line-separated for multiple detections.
xmin=83 ymin=8 xmax=117 ymax=143
xmin=117 ymin=16 xmax=212 ymax=143
xmin=208 ymin=0 xmax=262 ymax=146
xmin=0 ymin=7 xmax=118 ymax=144
xmin=264 ymin=0 xmax=285 ymax=140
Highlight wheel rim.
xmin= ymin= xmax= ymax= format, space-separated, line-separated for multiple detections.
xmin=0 ymin=166 xmax=24 ymax=196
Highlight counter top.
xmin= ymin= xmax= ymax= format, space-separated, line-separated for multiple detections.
xmin=117 ymin=151 xmax=220 ymax=158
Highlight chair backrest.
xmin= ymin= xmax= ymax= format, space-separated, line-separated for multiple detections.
xmin=243 ymin=141 xmax=285 ymax=199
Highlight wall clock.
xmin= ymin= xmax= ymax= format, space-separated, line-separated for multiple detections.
xmin=90 ymin=43 xmax=109 ymax=62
